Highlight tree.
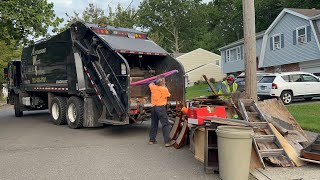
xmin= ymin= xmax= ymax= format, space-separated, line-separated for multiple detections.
xmin=0 ymin=0 xmax=63 ymax=45
xmin=138 ymin=0 xmax=203 ymax=53
xmin=0 ymin=41 xmax=22 ymax=84
xmin=109 ymin=4 xmax=138 ymax=28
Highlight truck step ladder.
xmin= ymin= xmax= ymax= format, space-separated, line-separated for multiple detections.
xmin=238 ymin=99 xmax=294 ymax=168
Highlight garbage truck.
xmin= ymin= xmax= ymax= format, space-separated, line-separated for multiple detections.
xmin=4 ymin=21 xmax=185 ymax=128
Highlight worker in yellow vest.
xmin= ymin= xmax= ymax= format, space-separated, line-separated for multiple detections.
xmin=218 ymin=75 xmax=238 ymax=100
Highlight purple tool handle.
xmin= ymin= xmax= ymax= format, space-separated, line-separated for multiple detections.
xmin=130 ymin=70 xmax=178 ymax=86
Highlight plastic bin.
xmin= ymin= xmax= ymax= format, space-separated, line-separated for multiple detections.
xmin=216 ymin=126 xmax=253 ymax=180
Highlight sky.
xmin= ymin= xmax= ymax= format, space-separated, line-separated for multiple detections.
xmin=48 ymin=0 xmax=147 ymax=25
xmin=48 ymin=0 xmax=211 ymax=26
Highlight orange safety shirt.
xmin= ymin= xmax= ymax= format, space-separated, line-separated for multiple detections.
xmin=149 ymin=84 xmax=171 ymax=106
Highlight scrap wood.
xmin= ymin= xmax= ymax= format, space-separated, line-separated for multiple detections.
xmin=203 ymin=116 xmax=255 ymax=127
xmin=250 ymin=146 xmax=264 ymax=169
xmin=174 ymin=120 xmax=189 ymax=149
xmin=269 ymin=123 xmax=305 ymax=167
xmin=202 ymin=75 xmax=218 ymax=95
xmin=256 ymin=99 xmax=308 ymax=140
xmin=300 ymin=135 xmax=320 ymax=162
xmin=266 ymin=116 xmax=289 ymax=136
xmin=169 ymin=115 xmax=182 ymax=140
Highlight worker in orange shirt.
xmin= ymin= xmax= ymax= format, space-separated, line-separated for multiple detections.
xmin=148 ymin=75 xmax=175 ymax=147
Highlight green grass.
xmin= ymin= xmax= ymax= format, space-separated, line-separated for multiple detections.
xmin=287 ymin=103 xmax=320 ymax=133
xmin=185 ymin=83 xmax=216 ymax=100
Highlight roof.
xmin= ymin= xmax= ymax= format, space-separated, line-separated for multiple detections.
xmin=219 ymin=31 xmax=265 ymax=50
xmin=287 ymin=8 xmax=320 ymax=18
xmin=100 ymin=34 xmax=168 ymax=54
xmin=171 ymin=53 xmax=185 ymax=58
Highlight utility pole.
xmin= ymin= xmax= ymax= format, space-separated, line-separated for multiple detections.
xmin=243 ymin=0 xmax=257 ymax=100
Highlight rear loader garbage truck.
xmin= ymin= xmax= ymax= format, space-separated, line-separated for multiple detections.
xmin=4 ymin=21 xmax=185 ymax=128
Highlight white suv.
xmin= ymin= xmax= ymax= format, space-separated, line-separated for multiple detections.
xmin=257 ymin=72 xmax=320 ymax=104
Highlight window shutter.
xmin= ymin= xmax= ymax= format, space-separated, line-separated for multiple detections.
xmin=293 ymin=30 xmax=297 ymax=45
xmin=240 ymin=45 xmax=244 ymax=60
xmin=281 ymin=34 xmax=284 ymax=48
xmin=307 ymin=25 xmax=311 ymax=42
xmin=270 ymin=37 xmax=273 ymax=50
xmin=224 ymin=50 xmax=227 ymax=63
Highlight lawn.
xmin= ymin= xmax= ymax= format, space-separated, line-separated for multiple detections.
xmin=187 ymin=84 xmax=320 ymax=133
xmin=185 ymin=83 xmax=216 ymax=100
xmin=287 ymin=103 xmax=320 ymax=133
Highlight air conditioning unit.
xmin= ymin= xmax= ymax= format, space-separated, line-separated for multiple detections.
xmin=298 ymin=36 xmax=305 ymax=43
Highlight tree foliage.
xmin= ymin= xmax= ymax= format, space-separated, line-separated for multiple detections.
xmin=0 ymin=0 xmax=63 ymax=45
xmin=137 ymin=0 xmax=204 ymax=53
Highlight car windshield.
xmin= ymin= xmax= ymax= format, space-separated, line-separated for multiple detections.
xmin=259 ymin=76 xmax=276 ymax=83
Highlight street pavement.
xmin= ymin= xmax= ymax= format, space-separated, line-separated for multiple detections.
xmin=0 ymin=105 xmax=219 ymax=180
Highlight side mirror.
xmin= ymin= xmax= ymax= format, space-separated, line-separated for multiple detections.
xmin=3 ymin=68 xmax=8 ymax=78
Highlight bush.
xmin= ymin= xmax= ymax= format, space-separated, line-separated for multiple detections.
xmin=209 ymin=78 xmax=215 ymax=83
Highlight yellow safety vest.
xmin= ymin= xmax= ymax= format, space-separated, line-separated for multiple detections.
xmin=218 ymin=81 xmax=238 ymax=99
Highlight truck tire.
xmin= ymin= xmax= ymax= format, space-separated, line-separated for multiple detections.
xmin=14 ymin=94 xmax=23 ymax=117
xmin=66 ymin=96 xmax=84 ymax=129
xmin=50 ymin=96 xmax=67 ymax=125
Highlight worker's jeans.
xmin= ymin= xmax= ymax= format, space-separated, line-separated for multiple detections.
xmin=149 ymin=106 xmax=171 ymax=143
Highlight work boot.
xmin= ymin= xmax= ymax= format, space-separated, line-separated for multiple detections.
xmin=165 ymin=140 xmax=176 ymax=147
xmin=148 ymin=141 xmax=157 ymax=145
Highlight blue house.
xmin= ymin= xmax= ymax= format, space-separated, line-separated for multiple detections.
xmin=219 ymin=8 xmax=320 ymax=76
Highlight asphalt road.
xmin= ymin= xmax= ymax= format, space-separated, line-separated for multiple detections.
xmin=0 ymin=105 xmax=218 ymax=180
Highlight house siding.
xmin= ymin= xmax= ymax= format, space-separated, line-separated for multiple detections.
xmin=221 ymin=37 xmax=263 ymax=74
xmin=263 ymin=13 xmax=320 ymax=67
xmin=186 ymin=64 xmax=223 ymax=86
xmin=177 ymin=48 xmax=221 ymax=72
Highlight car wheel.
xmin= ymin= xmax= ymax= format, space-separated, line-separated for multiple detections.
xmin=280 ymin=91 xmax=293 ymax=105
xmin=50 ymin=96 xmax=67 ymax=125
xmin=304 ymin=97 xmax=312 ymax=101
xmin=66 ymin=96 xmax=84 ymax=129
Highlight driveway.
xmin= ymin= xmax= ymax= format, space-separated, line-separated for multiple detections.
xmin=0 ymin=105 xmax=217 ymax=180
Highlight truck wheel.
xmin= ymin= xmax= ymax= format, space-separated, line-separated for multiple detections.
xmin=14 ymin=94 xmax=23 ymax=117
xmin=66 ymin=96 xmax=84 ymax=129
xmin=50 ymin=96 xmax=67 ymax=125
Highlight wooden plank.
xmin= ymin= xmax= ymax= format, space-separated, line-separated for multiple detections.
xmin=174 ymin=120 xmax=189 ymax=149
xmin=250 ymin=146 xmax=264 ymax=169
xmin=202 ymin=75 xmax=218 ymax=95
xmin=269 ymin=123 xmax=306 ymax=167
xmin=169 ymin=116 xmax=182 ymax=140
xmin=194 ymin=127 xmax=205 ymax=163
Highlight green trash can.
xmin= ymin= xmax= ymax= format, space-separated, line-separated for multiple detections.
xmin=216 ymin=126 xmax=253 ymax=180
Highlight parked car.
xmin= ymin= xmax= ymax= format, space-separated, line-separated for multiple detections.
xmin=235 ymin=73 xmax=271 ymax=92
xmin=257 ymin=72 xmax=320 ymax=104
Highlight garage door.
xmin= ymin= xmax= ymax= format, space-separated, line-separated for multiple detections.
xmin=300 ymin=60 xmax=320 ymax=76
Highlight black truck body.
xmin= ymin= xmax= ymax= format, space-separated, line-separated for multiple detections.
xmin=5 ymin=22 xmax=185 ymax=128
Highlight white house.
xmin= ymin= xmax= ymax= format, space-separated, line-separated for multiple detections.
xmin=175 ymin=48 xmax=223 ymax=87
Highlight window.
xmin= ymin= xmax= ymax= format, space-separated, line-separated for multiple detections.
xmin=259 ymin=76 xmax=276 ymax=83
xmin=290 ymin=74 xmax=303 ymax=82
xmin=273 ymin=34 xmax=281 ymax=49
xmin=226 ymin=50 xmax=230 ymax=63
xmin=297 ymin=26 xmax=306 ymax=44
xmin=281 ymin=75 xmax=290 ymax=82
xmin=216 ymin=60 xmax=220 ymax=66
xmin=302 ymin=74 xmax=318 ymax=82
xmin=226 ymin=46 xmax=242 ymax=63
xmin=237 ymin=47 xmax=241 ymax=60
